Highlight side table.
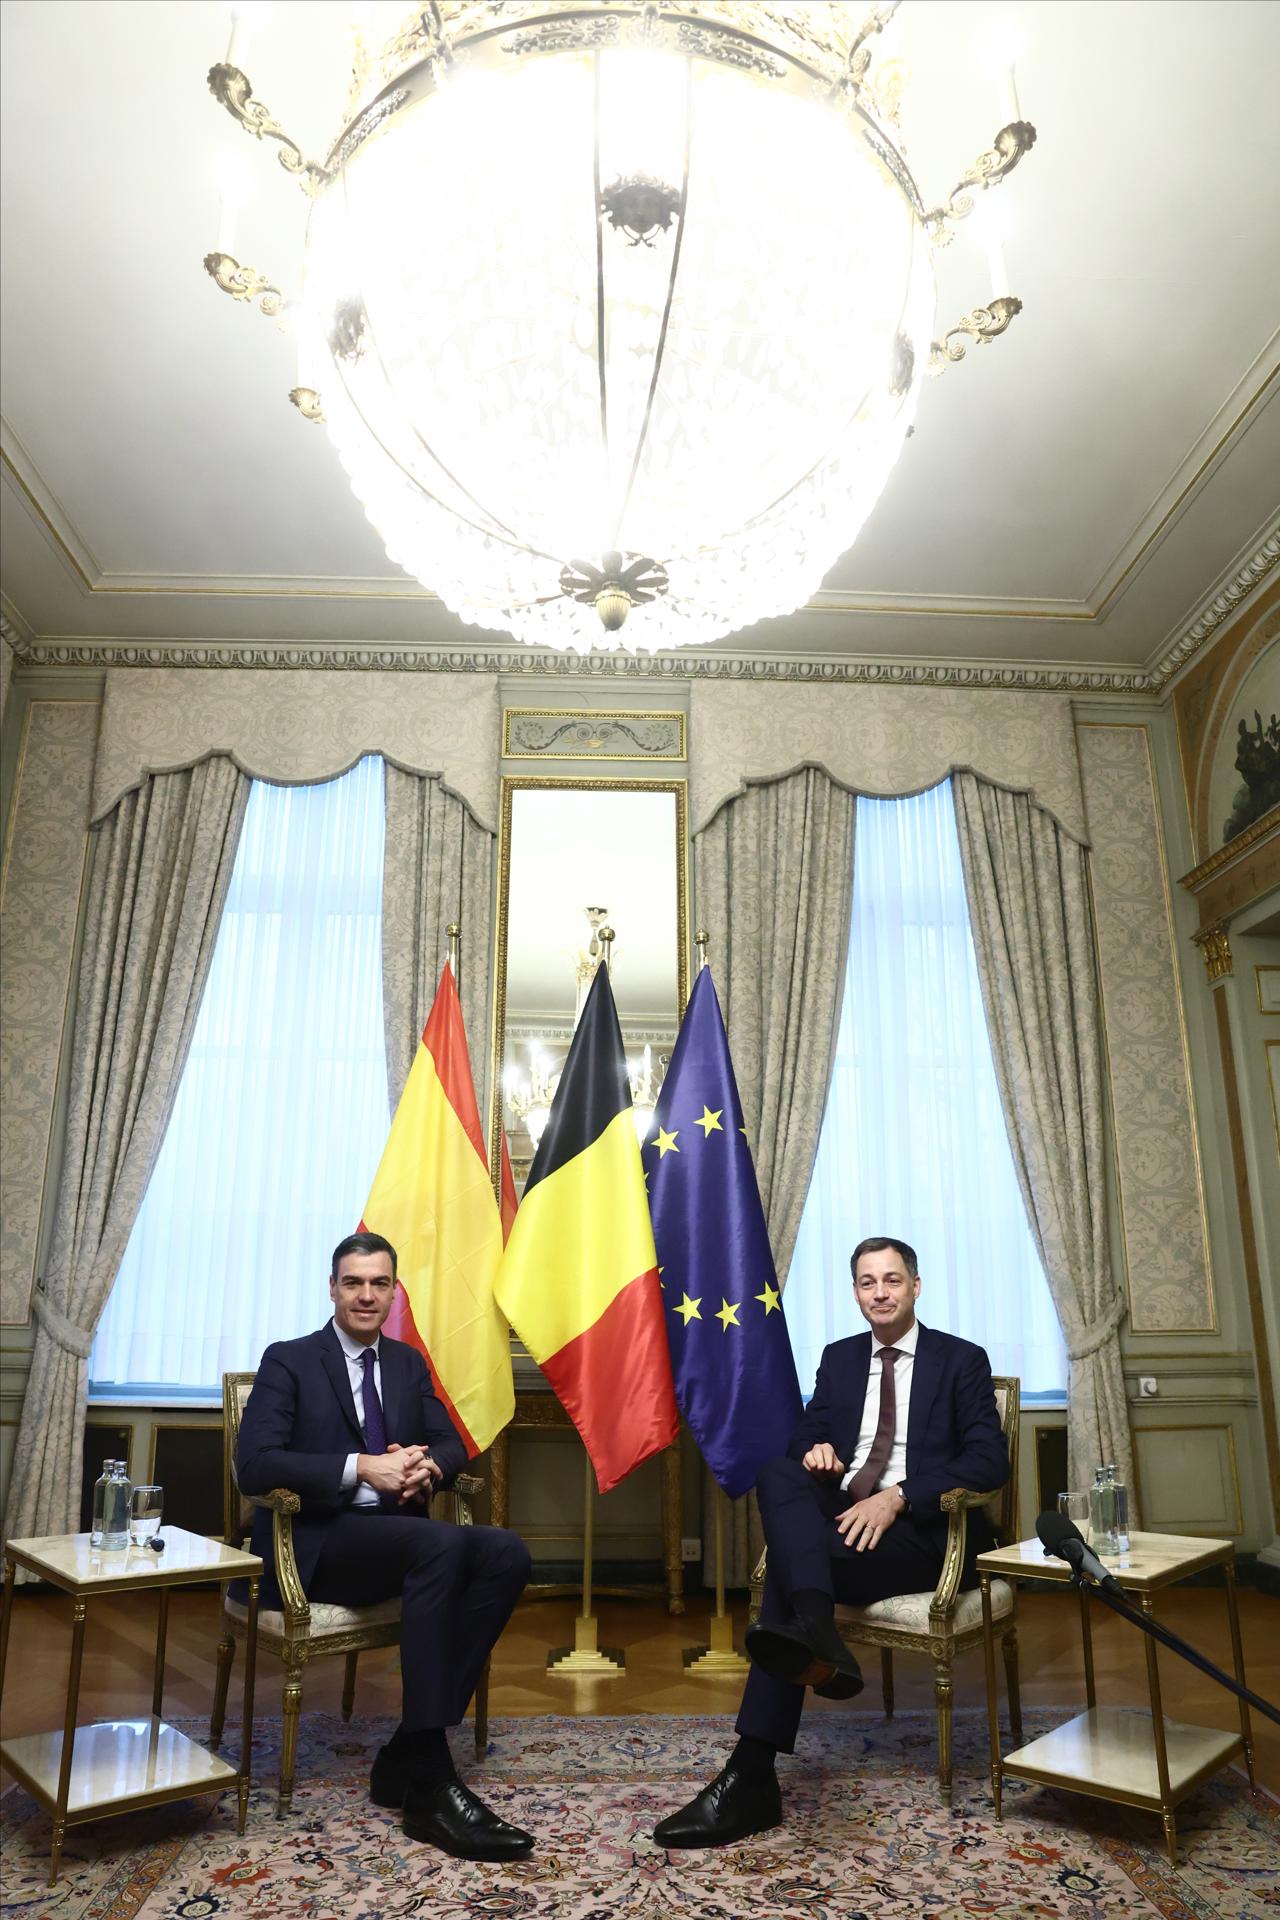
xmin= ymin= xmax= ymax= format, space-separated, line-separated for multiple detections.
xmin=1 ymin=1525 xmax=263 ymax=1884
xmin=977 ymin=1531 xmax=1255 ymax=1864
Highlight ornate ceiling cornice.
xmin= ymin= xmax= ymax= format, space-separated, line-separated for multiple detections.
xmin=12 ymin=635 xmax=1157 ymax=694
xmin=1147 ymin=526 xmax=1280 ymax=690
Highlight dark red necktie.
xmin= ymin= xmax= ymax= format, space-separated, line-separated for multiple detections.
xmin=848 ymin=1347 xmax=900 ymax=1502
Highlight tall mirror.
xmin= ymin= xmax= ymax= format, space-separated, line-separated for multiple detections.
xmin=490 ymin=777 xmax=689 ymax=1190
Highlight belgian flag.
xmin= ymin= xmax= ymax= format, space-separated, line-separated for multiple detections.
xmin=494 ymin=963 xmax=679 ymax=1492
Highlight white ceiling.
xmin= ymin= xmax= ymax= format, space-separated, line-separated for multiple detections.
xmin=2 ymin=0 xmax=1278 ymax=675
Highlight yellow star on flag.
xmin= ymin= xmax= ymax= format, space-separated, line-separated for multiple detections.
xmin=675 ymin=1293 xmax=702 ymax=1325
xmin=755 ymin=1283 xmax=781 ymax=1315
xmin=653 ymin=1126 xmax=680 ymax=1157
xmin=715 ymin=1298 xmax=741 ymax=1331
xmin=695 ymin=1106 xmax=724 ymax=1136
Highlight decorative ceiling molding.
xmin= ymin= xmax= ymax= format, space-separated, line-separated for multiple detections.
xmin=1147 ymin=526 xmax=1280 ymax=690
xmin=12 ymin=634 xmax=1158 ymax=694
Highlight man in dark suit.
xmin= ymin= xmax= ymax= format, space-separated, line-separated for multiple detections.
xmin=236 ymin=1230 xmax=533 ymax=1861
xmin=655 ymin=1234 xmax=1009 ymax=1848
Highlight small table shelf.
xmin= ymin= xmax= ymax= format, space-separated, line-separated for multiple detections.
xmin=976 ymin=1531 xmax=1255 ymax=1865
xmin=1 ymin=1525 xmax=263 ymax=1884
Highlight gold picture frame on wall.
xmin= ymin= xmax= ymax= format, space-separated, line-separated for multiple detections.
xmin=487 ymin=775 xmax=690 ymax=1188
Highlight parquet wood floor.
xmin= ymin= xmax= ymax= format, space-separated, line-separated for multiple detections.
xmin=2 ymin=1586 xmax=1276 ymax=1791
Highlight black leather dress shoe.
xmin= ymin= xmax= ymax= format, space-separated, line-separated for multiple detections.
xmin=402 ymin=1780 xmax=534 ymax=1861
xmin=653 ymin=1763 xmax=783 ymax=1849
xmin=744 ymin=1619 xmax=864 ymax=1695
xmin=369 ymin=1742 xmax=411 ymax=1808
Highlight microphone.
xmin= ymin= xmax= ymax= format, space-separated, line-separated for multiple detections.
xmin=1036 ymin=1510 xmax=1125 ymax=1599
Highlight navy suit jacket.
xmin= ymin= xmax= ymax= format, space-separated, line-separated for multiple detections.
xmin=236 ymin=1323 xmax=468 ymax=1607
xmin=787 ymin=1322 xmax=1009 ymax=1528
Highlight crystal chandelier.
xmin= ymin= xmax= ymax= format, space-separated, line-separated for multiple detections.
xmin=205 ymin=2 xmax=1036 ymax=653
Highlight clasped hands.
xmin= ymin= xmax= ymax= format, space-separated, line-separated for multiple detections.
xmin=358 ymin=1441 xmax=443 ymax=1505
xmin=801 ymin=1442 xmax=904 ymax=1551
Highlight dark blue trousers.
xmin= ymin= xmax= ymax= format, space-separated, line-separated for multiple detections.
xmin=736 ymin=1456 xmax=970 ymax=1753
xmin=309 ymin=1509 xmax=530 ymax=1731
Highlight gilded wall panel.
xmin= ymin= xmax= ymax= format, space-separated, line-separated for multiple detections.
xmin=1077 ymin=722 xmax=1215 ymax=1332
xmin=0 ymin=699 xmax=99 ymax=1324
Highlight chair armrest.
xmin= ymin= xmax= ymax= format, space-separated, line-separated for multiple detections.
xmin=440 ymin=1473 xmax=483 ymax=1528
xmin=240 ymin=1487 xmax=308 ymax=1629
xmin=938 ymin=1486 xmax=999 ymax=1514
xmin=250 ymin=1488 xmax=302 ymax=1516
xmin=454 ymin=1473 xmax=484 ymax=1499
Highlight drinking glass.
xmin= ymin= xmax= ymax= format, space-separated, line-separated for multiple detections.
xmin=1057 ymin=1489 xmax=1091 ymax=1540
xmin=130 ymin=1484 xmax=163 ymax=1546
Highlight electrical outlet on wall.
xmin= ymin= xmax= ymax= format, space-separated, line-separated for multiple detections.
xmin=1138 ymin=1376 xmax=1159 ymax=1397
xmin=681 ymin=1536 xmax=701 ymax=1563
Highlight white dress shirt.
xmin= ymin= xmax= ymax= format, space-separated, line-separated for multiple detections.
xmin=333 ymin=1318 xmax=383 ymax=1506
xmin=839 ymin=1318 xmax=919 ymax=1496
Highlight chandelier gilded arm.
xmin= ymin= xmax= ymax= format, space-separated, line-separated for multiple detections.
xmin=207 ymin=63 xmax=331 ymax=196
xmin=922 ymin=120 xmax=1038 ymax=243
xmin=928 ymin=296 xmax=1023 ymax=375
xmin=203 ymin=251 xmax=285 ymax=319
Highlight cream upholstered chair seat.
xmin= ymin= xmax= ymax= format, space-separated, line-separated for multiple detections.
xmin=212 ymin=1370 xmax=489 ymax=1816
xmin=222 ymin=1593 xmax=403 ymax=1638
xmin=752 ymin=1374 xmax=1022 ymax=1804
xmin=836 ymin=1576 xmax=1014 ymax=1635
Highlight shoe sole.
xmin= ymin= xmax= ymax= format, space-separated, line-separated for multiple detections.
xmin=656 ymin=1813 xmax=783 ymax=1850
xmin=747 ymin=1627 xmax=862 ymax=1694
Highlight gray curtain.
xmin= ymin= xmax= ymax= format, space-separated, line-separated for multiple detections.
xmin=381 ymin=766 xmax=496 ymax=1112
xmin=950 ymin=771 xmax=1134 ymax=1502
xmin=4 ymin=759 xmax=250 ymax=1544
xmin=693 ymin=766 xmax=857 ymax=1581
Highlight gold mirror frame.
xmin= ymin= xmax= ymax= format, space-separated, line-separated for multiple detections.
xmin=488 ymin=774 xmax=690 ymax=1187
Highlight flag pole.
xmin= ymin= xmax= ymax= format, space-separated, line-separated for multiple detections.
xmin=547 ymin=1447 xmax=626 ymax=1673
xmin=681 ymin=928 xmax=750 ymax=1674
xmin=446 ymin=920 xmax=461 ymax=982
xmin=548 ymin=923 xmax=625 ymax=1675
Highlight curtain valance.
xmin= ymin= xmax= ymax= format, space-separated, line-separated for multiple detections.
xmin=689 ymin=680 xmax=1089 ymax=845
xmin=91 ymin=668 xmax=500 ymax=830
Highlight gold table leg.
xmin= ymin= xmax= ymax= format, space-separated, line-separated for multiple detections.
xmin=1223 ymin=1560 xmax=1255 ymax=1787
xmin=152 ymin=1588 xmax=170 ymax=1719
xmin=239 ymin=1576 xmax=259 ymax=1834
xmin=51 ymin=1597 xmax=88 ymax=1885
xmin=980 ymin=1573 xmax=1003 ymax=1819
xmin=1078 ymin=1583 xmax=1096 ymax=1709
xmin=1140 ymin=1593 xmax=1177 ymax=1867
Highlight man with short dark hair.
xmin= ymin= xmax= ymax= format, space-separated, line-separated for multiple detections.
xmin=654 ymin=1235 xmax=1009 ymax=1848
xmin=237 ymin=1230 xmax=533 ymax=1861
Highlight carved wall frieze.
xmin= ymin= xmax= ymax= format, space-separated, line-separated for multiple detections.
xmin=13 ymin=637 xmax=1158 ymax=695
xmin=1149 ymin=527 xmax=1280 ymax=691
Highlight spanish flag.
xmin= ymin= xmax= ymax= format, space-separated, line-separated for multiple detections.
xmin=494 ymin=964 xmax=678 ymax=1493
xmin=362 ymin=962 xmax=514 ymax=1455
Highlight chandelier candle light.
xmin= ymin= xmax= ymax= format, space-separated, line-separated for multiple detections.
xmin=205 ymin=1 xmax=1037 ymax=653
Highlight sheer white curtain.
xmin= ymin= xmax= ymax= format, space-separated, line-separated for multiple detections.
xmin=91 ymin=757 xmax=391 ymax=1393
xmin=786 ymin=781 xmax=1066 ymax=1398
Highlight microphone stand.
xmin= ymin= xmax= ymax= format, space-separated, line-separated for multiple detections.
xmin=1068 ymin=1568 xmax=1279 ymax=1727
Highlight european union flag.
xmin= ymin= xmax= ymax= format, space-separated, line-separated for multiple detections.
xmin=645 ymin=966 xmax=803 ymax=1497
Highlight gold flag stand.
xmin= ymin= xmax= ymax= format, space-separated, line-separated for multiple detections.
xmin=683 ymin=1486 xmax=750 ymax=1672
xmin=547 ymin=1452 xmax=626 ymax=1673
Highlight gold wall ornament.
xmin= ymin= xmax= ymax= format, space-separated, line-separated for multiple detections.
xmin=929 ymin=297 xmax=1023 ymax=373
xmin=203 ymin=252 xmax=286 ymax=320
xmin=288 ymin=387 xmax=325 ymax=424
xmin=923 ymin=121 xmax=1039 ymax=243
xmin=207 ymin=63 xmax=331 ymax=196
xmin=1193 ymin=923 xmax=1233 ymax=982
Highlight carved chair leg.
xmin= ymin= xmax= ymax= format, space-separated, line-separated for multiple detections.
xmin=211 ymin=1629 xmax=236 ymax=1747
xmin=279 ymin=1658 xmax=305 ymax=1818
xmin=474 ymin=1655 xmax=490 ymax=1761
xmin=1001 ymin=1625 xmax=1023 ymax=1744
xmin=934 ymin=1657 xmax=954 ymax=1805
xmin=341 ymin=1651 xmax=359 ymax=1722
xmin=880 ymin=1648 xmax=895 ymax=1718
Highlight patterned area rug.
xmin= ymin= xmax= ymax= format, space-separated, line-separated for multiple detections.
xmin=1 ymin=1712 xmax=1275 ymax=1920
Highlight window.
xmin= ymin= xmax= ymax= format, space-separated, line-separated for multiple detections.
xmin=90 ymin=757 xmax=391 ymax=1396
xmin=786 ymin=781 xmax=1066 ymax=1399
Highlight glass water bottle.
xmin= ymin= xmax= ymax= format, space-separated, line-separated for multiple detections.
xmin=100 ymin=1460 xmax=133 ymax=1551
xmin=1088 ymin=1464 xmax=1119 ymax=1557
xmin=90 ymin=1460 xmax=117 ymax=1547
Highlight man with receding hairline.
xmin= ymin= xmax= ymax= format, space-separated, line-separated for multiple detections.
xmin=237 ymin=1229 xmax=533 ymax=1861
xmin=654 ymin=1234 xmax=1009 ymax=1848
